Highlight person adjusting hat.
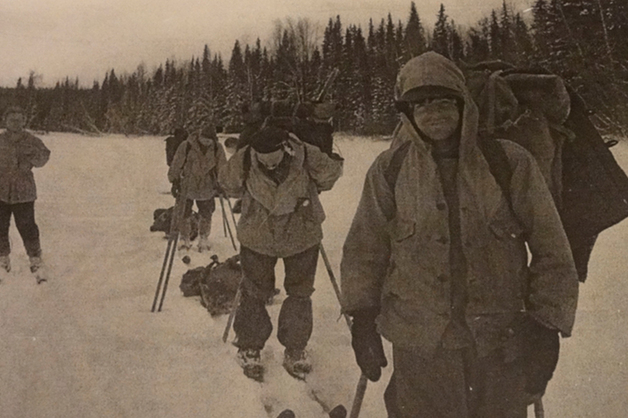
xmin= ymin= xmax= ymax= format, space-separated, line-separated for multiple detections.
xmin=219 ymin=124 xmax=343 ymax=382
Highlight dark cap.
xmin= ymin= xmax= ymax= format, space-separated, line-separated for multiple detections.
xmin=250 ymin=126 xmax=290 ymax=154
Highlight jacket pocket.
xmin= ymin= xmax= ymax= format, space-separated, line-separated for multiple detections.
xmin=391 ymin=218 xmax=415 ymax=242
xmin=489 ymin=204 xmax=525 ymax=241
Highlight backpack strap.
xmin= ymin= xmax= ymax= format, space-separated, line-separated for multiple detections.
xmin=384 ymin=140 xmax=412 ymax=193
xmin=476 ymin=136 xmax=513 ymax=209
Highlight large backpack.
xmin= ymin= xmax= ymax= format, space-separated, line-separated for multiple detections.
xmin=387 ymin=62 xmax=628 ymax=282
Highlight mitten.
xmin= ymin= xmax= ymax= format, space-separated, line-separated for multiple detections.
xmin=349 ymin=308 xmax=388 ymax=382
xmin=523 ymin=317 xmax=560 ymax=396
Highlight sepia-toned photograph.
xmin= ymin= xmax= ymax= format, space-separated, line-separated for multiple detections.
xmin=1 ymin=0 xmax=627 ymax=416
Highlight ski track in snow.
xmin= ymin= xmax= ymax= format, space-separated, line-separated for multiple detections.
xmin=0 ymin=133 xmax=626 ymax=417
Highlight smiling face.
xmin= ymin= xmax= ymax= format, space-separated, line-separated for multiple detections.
xmin=412 ymin=97 xmax=461 ymax=143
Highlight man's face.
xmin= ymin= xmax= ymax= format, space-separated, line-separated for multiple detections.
xmin=256 ymin=148 xmax=285 ymax=170
xmin=5 ymin=112 xmax=26 ymax=132
xmin=412 ymin=97 xmax=460 ymax=142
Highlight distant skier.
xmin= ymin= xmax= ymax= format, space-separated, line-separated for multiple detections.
xmin=219 ymin=126 xmax=343 ymax=381
xmin=341 ymin=52 xmax=579 ymax=416
xmin=165 ymin=127 xmax=188 ymax=167
xmin=0 ymin=106 xmax=51 ymax=280
xmin=168 ymin=125 xmax=226 ymax=252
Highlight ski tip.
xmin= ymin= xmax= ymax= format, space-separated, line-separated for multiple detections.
xmin=329 ymin=404 xmax=347 ymax=418
xmin=277 ymin=410 xmax=295 ymax=418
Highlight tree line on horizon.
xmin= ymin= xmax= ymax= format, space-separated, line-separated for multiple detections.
xmin=1 ymin=0 xmax=627 ymax=137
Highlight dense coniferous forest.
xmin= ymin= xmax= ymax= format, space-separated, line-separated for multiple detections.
xmin=1 ymin=0 xmax=627 ymax=136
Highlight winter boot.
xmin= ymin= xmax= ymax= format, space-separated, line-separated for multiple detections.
xmin=282 ymin=348 xmax=312 ymax=380
xmin=0 ymin=255 xmax=10 ymax=273
xmin=237 ymin=348 xmax=264 ymax=382
xmin=197 ymin=216 xmax=212 ymax=253
xmin=29 ymin=256 xmax=47 ymax=284
xmin=178 ymin=218 xmax=192 ymax=251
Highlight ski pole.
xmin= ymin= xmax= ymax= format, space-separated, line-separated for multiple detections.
xmin=157 ymin=233 xmax=179 ymax=312
xmin=534 ymin=398 xmax=545 ymax=418
xmin=319 ymin=243 xmax=350 ymax=328
xmin=219 ymin=195 xmax=238 ymax=251
xmin=319 ymin=242 xmax=370 ymax=418
xmin=222 ymin=281 xmax=242 ymax=343
xmin=222 ymin=207 xmax=228 ymax=237
xmin=152 ymin=172 xmax=189 ymax=312
xmin=151 ymin=234 xmax=175 ymax=312
xmin=349 ymin=374 xmax=368 ymax=418
xmin=224 ymin=194 xmax=238 ymax=228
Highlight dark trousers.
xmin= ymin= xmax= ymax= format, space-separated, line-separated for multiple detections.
xmin=233 ymin=245 xmax=319 ymax=351
xmin=384 ymin=346 xmax=527 ymax=418
xmin=183 ymin=198 xmax=215 ymax=219
xmin=0 ymin=201 xmax=42 ymax=258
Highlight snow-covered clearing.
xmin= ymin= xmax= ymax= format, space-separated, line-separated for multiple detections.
xmin=0 ymin=133 xmax=626 ymax=417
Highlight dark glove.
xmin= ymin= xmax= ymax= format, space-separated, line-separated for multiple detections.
xmin=523 ymin=317 xmax=560 ymax=396
xmin=171 ymin=179 xmax=181 ymax=198
xmin=349 ymin=308 xmax=388 ymax=382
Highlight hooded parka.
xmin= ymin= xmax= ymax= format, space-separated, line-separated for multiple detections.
xmin=168 ymin=135 xmax=226 ymax=201
xmin=0 ymin=130 xmax=50 ymax=204
xmin=219 ymin=136 xmax=343 ymax=258
xmin=341 ymin=52 xmax=579 ymax=359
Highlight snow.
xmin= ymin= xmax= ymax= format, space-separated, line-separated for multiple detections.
xmin=0 ymin=132 xmax=627 ymax=418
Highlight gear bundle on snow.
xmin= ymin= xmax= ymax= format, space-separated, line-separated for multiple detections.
xmin=178 ymin=254 xmax=242 ymax=316
xmin=150 ymin=206 xmax=199 ymax=241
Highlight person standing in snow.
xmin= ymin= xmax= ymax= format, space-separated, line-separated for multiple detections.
xmin=219 ymin=126 xmax=343 ymax=381
xmin=340 ymin=52 xmax=579 ymax=417
xmin=0 ymin=106 xmax=51 ymax=276
xmin=165 ymin=126 xmax=188 ymax=167
xmin=168 ymin=125 xmax=226 ymax=252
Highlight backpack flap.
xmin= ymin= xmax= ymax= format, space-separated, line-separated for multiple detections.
xmin=561 ymin=90 xmax=628 ymax=244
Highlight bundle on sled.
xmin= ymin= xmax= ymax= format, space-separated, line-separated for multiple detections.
xmin=461 ymin=60 xmax=628 ymax=282
xmin=179 ymin=254 xmax=279 ymax=314
xmin=150 ymin=206 xmax=199 ymax=241
xmin=178 ymin=254 xmax=241 ymax=316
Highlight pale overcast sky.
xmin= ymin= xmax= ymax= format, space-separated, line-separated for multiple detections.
xmin=0 ymin=0 xmax=532 ymax=87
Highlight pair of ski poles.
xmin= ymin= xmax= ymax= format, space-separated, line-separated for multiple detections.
xmin=151 ymin=189 xmax=238 ymax=313
xmin=151 ymin=181 xmax=190 ymax=313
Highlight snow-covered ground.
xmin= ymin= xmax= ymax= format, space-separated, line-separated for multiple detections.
xmin=0 ymin=132 xmax=626 ymax=418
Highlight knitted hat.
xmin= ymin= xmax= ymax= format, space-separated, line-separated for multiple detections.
xmin=250 ymin=126 xmax=289 ymax=154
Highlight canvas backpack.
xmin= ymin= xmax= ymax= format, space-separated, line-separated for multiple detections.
xmin=386 ymin=62 xmax=628 ymax=282
xmin=199 ymin=254 xmax=242 ymax=316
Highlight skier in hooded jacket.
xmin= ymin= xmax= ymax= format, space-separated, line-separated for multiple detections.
xmin=0 ymin=106 xmax=50 ymax=278
xmin=220 ymin=125 xmax=343 ymax=381
xmin=340 ymin=52 xmax=579 ymax=417
xmin=168 ymin=125 xmax=226 ymax=252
